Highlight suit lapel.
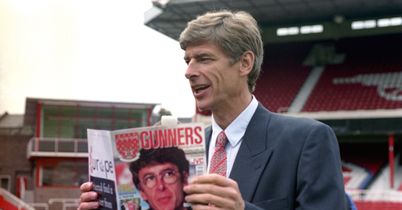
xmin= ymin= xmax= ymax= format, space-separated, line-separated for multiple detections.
xmin=204 ymin=126 xmax=212 ymax=162
xmin=229 ymin=104 xmax=273 ymax=201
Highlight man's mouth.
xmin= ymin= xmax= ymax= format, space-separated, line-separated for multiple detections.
xmin=157 ymin=195 xmax=172 ymax=204
xmin=193 ymin=85 xmax=210 ymax=94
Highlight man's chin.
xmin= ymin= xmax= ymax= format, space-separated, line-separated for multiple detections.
xmin=196 ymin=104 xmax=212 ymax=113
xmin=154 ymin=204 xmax=177 ymax=210
xmin=154 ymin=200 xmax=177 ymax=210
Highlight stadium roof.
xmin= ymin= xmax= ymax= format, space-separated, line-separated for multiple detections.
xmin=145 ymin=0 xmax=402 ymax=40
xmin=23 ymin=98 xmax=158 ymax=126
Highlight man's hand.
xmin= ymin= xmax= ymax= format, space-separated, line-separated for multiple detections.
xmin=77 ymin=182 xmax=99 ymax=210
xmin=183 ymin=174 xmax=245 ymax=210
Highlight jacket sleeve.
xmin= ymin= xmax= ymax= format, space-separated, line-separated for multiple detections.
xmin=295 ymin=123 xmax=347 ymax=210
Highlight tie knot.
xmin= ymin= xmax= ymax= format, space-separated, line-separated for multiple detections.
xmin=216 ymin=131 xmax=227 ymax=148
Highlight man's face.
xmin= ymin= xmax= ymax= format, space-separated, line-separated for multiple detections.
xmin=184 ymin=42 xmax=246 ymax=113
xmin=138 ymin=163 xmax=188 ymax=210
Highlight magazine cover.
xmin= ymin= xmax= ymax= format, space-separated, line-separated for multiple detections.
xmin=87 ymin=121 xmax=206 ymax=210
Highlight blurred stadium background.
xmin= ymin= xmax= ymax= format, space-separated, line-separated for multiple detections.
xmin=1 ymin=0 xmax=402 ymax=209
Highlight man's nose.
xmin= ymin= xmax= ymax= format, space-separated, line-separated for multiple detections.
xmin=156 ymin=178 xmax=166 ymax=190
xmin=185 ymin=62 xmax=198 ymax=80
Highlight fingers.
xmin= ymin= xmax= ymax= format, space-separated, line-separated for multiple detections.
xmin=77 ymin=201 xmax=100 ymax=210
xmin=185 ymin=189 xmax=232 ymax=208
xmin=80 ymin=191 xmax=98 ymax=202
xmin=190 ymin=174 xmax=238 ymax=187
xmin=184 ymin=183 xmax=238 ymax=206
xmin=78 ymin=182 xmax=99 ymax=210
xmin=184 ymin=174 xmax=244 ymax=210
xmin=80 ymin=182 xmax=93 ymax=192
xmin=190 ymin=203 xmax=223 ymax=210
xmin=78 ymin=192 xmax=99 ymax=210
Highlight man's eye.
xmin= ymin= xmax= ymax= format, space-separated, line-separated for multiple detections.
xmin=144 ymin=175 xmax=155 ymax=182
xmin=165 ymin=170 xmax=175 ymax=177
xmin=199 ymin=57 xmax=211 ymax=62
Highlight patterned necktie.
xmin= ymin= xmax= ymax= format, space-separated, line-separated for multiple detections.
xmin=209 ymin=131 xmax=227 ymax=176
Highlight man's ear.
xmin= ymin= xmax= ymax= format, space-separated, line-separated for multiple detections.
xmin=239 ymin=50 xmax=255 ymax=76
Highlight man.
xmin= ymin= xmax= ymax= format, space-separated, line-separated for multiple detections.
xmin=80 ymin=147 xmax=190 ymax=210
xmin=79 ymin=10 xmax=347 ymax=210
xmin=130 ymin=147 xmax=190 ymax=210
xmin=180 ymin=10 xmax=346 ymax=210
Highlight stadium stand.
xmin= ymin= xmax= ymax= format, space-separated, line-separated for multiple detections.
xmin=369 ymin=154 xmax=402 ymax=191
xmin=255 ymin=42 xmax=312 ymax=113
xmin=340 ymin=142 xmax=388 ymax=188
xmin=346 ymin=148 xmax=385 ymax=176
xmin=241 ymin=32 xmax=402 ymax=210
xmin=355 ymin=201 xmax=402 ymax=210
xmin=343 ymin=162 xmax=372 ymax=190
xmin=302 ymin=34 xmax=402 ymax=112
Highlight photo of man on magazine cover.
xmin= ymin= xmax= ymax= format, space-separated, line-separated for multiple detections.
xmin=129 ymin=147 xmax=191 ymax=210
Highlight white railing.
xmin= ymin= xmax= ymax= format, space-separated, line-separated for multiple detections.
xmin=62 ymin=203 xmax=79 ymax=210
xmin=48 ymin=198 xmax=80 ymax=205
xmin=28 ymin=203 xmax=49 ymax=210
xmin=27 ymin=137 xmax=88 ymax=158
xmin=0 ymin=188 xmax=35 ymax=210
xmin=48 ymin=198 xmax=80 ymax=210
xmin=347 ymin=189 xmax=402 ymax=202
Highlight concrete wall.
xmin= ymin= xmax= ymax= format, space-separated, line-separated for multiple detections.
xmin=0 ymin=134 xmax=33 ymax=195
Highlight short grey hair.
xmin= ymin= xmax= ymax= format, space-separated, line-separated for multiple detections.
xmin=179 ymin=10 xmax=264 ymax=92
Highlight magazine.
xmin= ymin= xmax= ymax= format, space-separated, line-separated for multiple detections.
xmin=87 ymin=121 xmax=206 ymax=210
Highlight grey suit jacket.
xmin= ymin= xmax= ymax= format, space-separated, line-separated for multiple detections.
xmin=205 ymin=104 xmax=347 ymax=210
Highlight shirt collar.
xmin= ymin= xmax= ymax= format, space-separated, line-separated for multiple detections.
xmin=211 ymin=96 xmax=259 ymax=147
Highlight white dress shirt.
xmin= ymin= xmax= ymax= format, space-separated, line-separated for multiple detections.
xmin=207 ymin=96 xmax=259 ymax=177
